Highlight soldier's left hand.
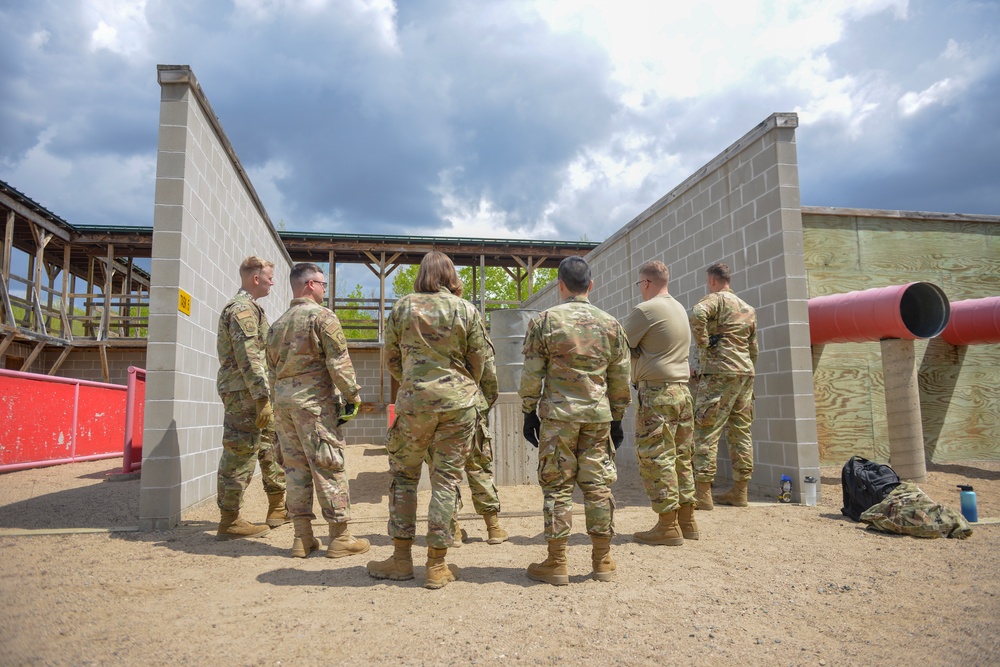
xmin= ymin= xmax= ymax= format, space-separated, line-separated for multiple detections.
xmin=337 ymin=399 xmax=361 ymax=426
xmin=610 ymin=420 xmax=624 ymax=450
xmin=255 ymin=398 xmax=273 ymax=430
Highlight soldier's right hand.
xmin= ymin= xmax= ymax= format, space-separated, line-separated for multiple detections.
xmin=522 ymin=411 xmax=540 ymax=447
xmin=255 ymin=398 xmax=273 ymax=430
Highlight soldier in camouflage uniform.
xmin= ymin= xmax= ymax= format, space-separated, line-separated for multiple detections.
xmin=689 ymin=262 xmax=757 ymax=509
xmin=266 ymin=263 xmax=368 ymax=559
xmin=622 ymin=260 xmax=698 ymax=546
xmin=519 ymin=256 xmax=631 ymax=585
xmin=215 ymin=256 xmax=288 ymax=540
xmin=448 ymin=352 xmax=509 ymax=547
xmin=367 ymin=251 xmax=493 ymax=590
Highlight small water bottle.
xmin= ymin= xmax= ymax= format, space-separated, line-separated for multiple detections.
xmin=803 ymin=476 xmax=818 ymax=507
xmin=958 ymin=485 xmax=978 ymax=523
xmin=779 ymin=475 xmax=792 ymax=503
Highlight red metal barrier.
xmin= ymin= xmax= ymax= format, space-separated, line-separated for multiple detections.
xmin=808 ymin=282 xmax=950 ymax=345
xmin=940 ymin=296 xmax=1000 ymax=346
xmin=121 ymin=367 xmax=146 ymax=473
xmin=0 ymin=369 xmax=127 ymax=472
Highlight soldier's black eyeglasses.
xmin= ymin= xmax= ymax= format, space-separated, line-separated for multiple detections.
xmin=634 ymin=280 xmax=649 ymax=287
xmin=310 ymin=279 xmax=328 ymax=288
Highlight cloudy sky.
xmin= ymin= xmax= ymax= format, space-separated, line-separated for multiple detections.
xmin=1 ymin=0 xmax=998 ymax=246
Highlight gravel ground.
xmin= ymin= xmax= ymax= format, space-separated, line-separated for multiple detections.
xmin=1 ymin=447 xmax=998 ymax=666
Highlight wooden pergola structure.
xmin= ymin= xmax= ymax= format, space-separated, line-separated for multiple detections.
xmin=0 ymin=180 xmax=151 ymax=379
xmin=280 ymin=230 xmax=597 ymax=342
xmin=1 ymin=178 xmax=597 ymax=382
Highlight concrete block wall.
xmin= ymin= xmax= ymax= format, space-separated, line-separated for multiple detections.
xmin=141 ymin=65 xmax=293 ymax=529
xmin=342 ymin=346 xmax=393 ymax=446
xmin=524 ymin=113 xmax=820 ymax=501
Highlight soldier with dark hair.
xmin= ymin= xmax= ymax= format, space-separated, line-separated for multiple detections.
xmin=267 ymin=262 xmax=368 ymax=559
xmin=215 ymin=256 xmax=288 ymax=540
xmin=519 ymin=256 xmax=631 ymax=585
xmin=690 ymin=262 xmax=758 ymax=509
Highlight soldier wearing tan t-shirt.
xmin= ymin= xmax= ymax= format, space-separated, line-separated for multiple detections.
xmin=621 ymin=260 xmax=699 ymax=545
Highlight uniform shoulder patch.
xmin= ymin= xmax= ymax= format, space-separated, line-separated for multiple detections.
xmin=235 ymin=309 xmax=258 ymax=336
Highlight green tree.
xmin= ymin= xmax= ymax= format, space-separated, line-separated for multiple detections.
xmin=391 ymin=264 xmax=557 ymax=306
xmin=337 ymin=283 xmax=377 ymax=340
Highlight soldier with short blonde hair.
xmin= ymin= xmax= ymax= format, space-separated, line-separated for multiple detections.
xmin=215 ymin=256 xmax=288 ymax=540
xmin=623 ymin=260 xmax=698 ymax=546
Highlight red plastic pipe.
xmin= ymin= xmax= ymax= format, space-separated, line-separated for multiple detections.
xmin=808 ymin=282 xmax=950 ymax=345
xmin=940 ymin=296 xmax=1000 ymax=346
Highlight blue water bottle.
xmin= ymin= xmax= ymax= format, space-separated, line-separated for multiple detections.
xmin=957 ymin=485 xmax=978 ymax=523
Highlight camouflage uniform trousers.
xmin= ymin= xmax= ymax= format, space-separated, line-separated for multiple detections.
xmin=453 ymin=412 xmax=502 ymax=518
xmin=537 ymin=419 xmax=618 ymax=540
xmin=691 ymin=373 xmax=755 ymax=483
xmin=217 ymin=390 xmax=286 ymax=511
xmin=386 ymin=406 xmax=476 ymax=549
xmin=273 ymin=403 xmax=352 ymax=522
xmin=635 ymin=383 xmax=695 ymax=513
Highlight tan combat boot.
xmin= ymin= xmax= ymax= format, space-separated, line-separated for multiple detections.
xmin=217 ymin=509 xmax=270 ymax=540
xmin=633 ymin=510 xmax=684 ymax=546
xmin=425 ymin=547 xmax=459 ymax=590
xmin=695 ymin=481 xmax=714 ymax=511
xmin=291 ymin=517 xmax=320 ymax=558
xmin=265 ymin=491 xmax=291 ymax=527
xmin=714 ymin=480 xmax=749 ymax=507
xmin=450 ymin=518 xmax=468 ymax=548
xmin=678 ymin=504 xmax=700 ymax=540
xmin=526 ymin=537 xmax=569 ymax=586
xmin=366 ymin=538 xmax=415 ymax=581
xmin=327 ymin=522 xmax=371 ymax=558
xmin=591 ymin=535 xmax=616 ymax=582
xmin=483 ymin=511 xmax=508 ymax=544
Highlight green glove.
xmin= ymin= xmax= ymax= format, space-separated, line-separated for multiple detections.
xmin=255 ymin=398 xmax=273 ymax=430
xmin=338 ymin=399 xmax=361 ymax=426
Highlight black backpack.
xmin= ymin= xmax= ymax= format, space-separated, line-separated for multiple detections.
xmin=841 ymin=456 xmax=902 ymax=521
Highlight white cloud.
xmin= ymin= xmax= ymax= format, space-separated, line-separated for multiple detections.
xmin=0 ymin=130 xmax=154 ymax=225
xmin=84 ymin=0 xmax=150 ymax=56
xmin=29 ymin=30 xmax=50 ymax=49
xmin=898 ymin=78 xmax=959 ymax=116
xmin=534 ymin=0 xmax=910 ymax=109
xmin=233 ymin=0 xmax=400 ymax=51
xmin=430 ymin=168 xmax=556 ymax=239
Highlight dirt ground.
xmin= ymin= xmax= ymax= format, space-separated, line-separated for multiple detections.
xmin=1 ymin=447 xmax=998 ymax=667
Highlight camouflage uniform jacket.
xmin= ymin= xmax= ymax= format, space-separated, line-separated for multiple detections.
xmin=216 ymin=288 xmax=270 ymax=400
xmin=385 ymin=287 xmax=493 ymax=414
xmin=519 ymin=295 xmax=632 ymax=422
xmin=690 ymin=288 xmax=757 ymax=376
xmin=266 ymin=297 xmax=360 ymax=409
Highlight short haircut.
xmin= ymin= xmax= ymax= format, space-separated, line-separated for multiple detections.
xmin=414 ymin=251 xmax=463 ymax=296
xmin=638 ymin=260 xmax=669 ymax=286
xmin=559 ymin=256 xmax=591 ymax=294
xmin=239 ymin=256 xmax=274 ymax=278
xmin=290 ymin=262 xmax=323 ymax=288
xmin=706 ymin=262 xmax=731 ymax=283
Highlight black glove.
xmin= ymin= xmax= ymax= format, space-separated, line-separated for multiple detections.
xmin=522 ymin=411 xmax=540 ymax=447
xmin=610 ymin=420 xmax=624 ymax=450
xmin=708 ymin=334 xmax=721 ymax=348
